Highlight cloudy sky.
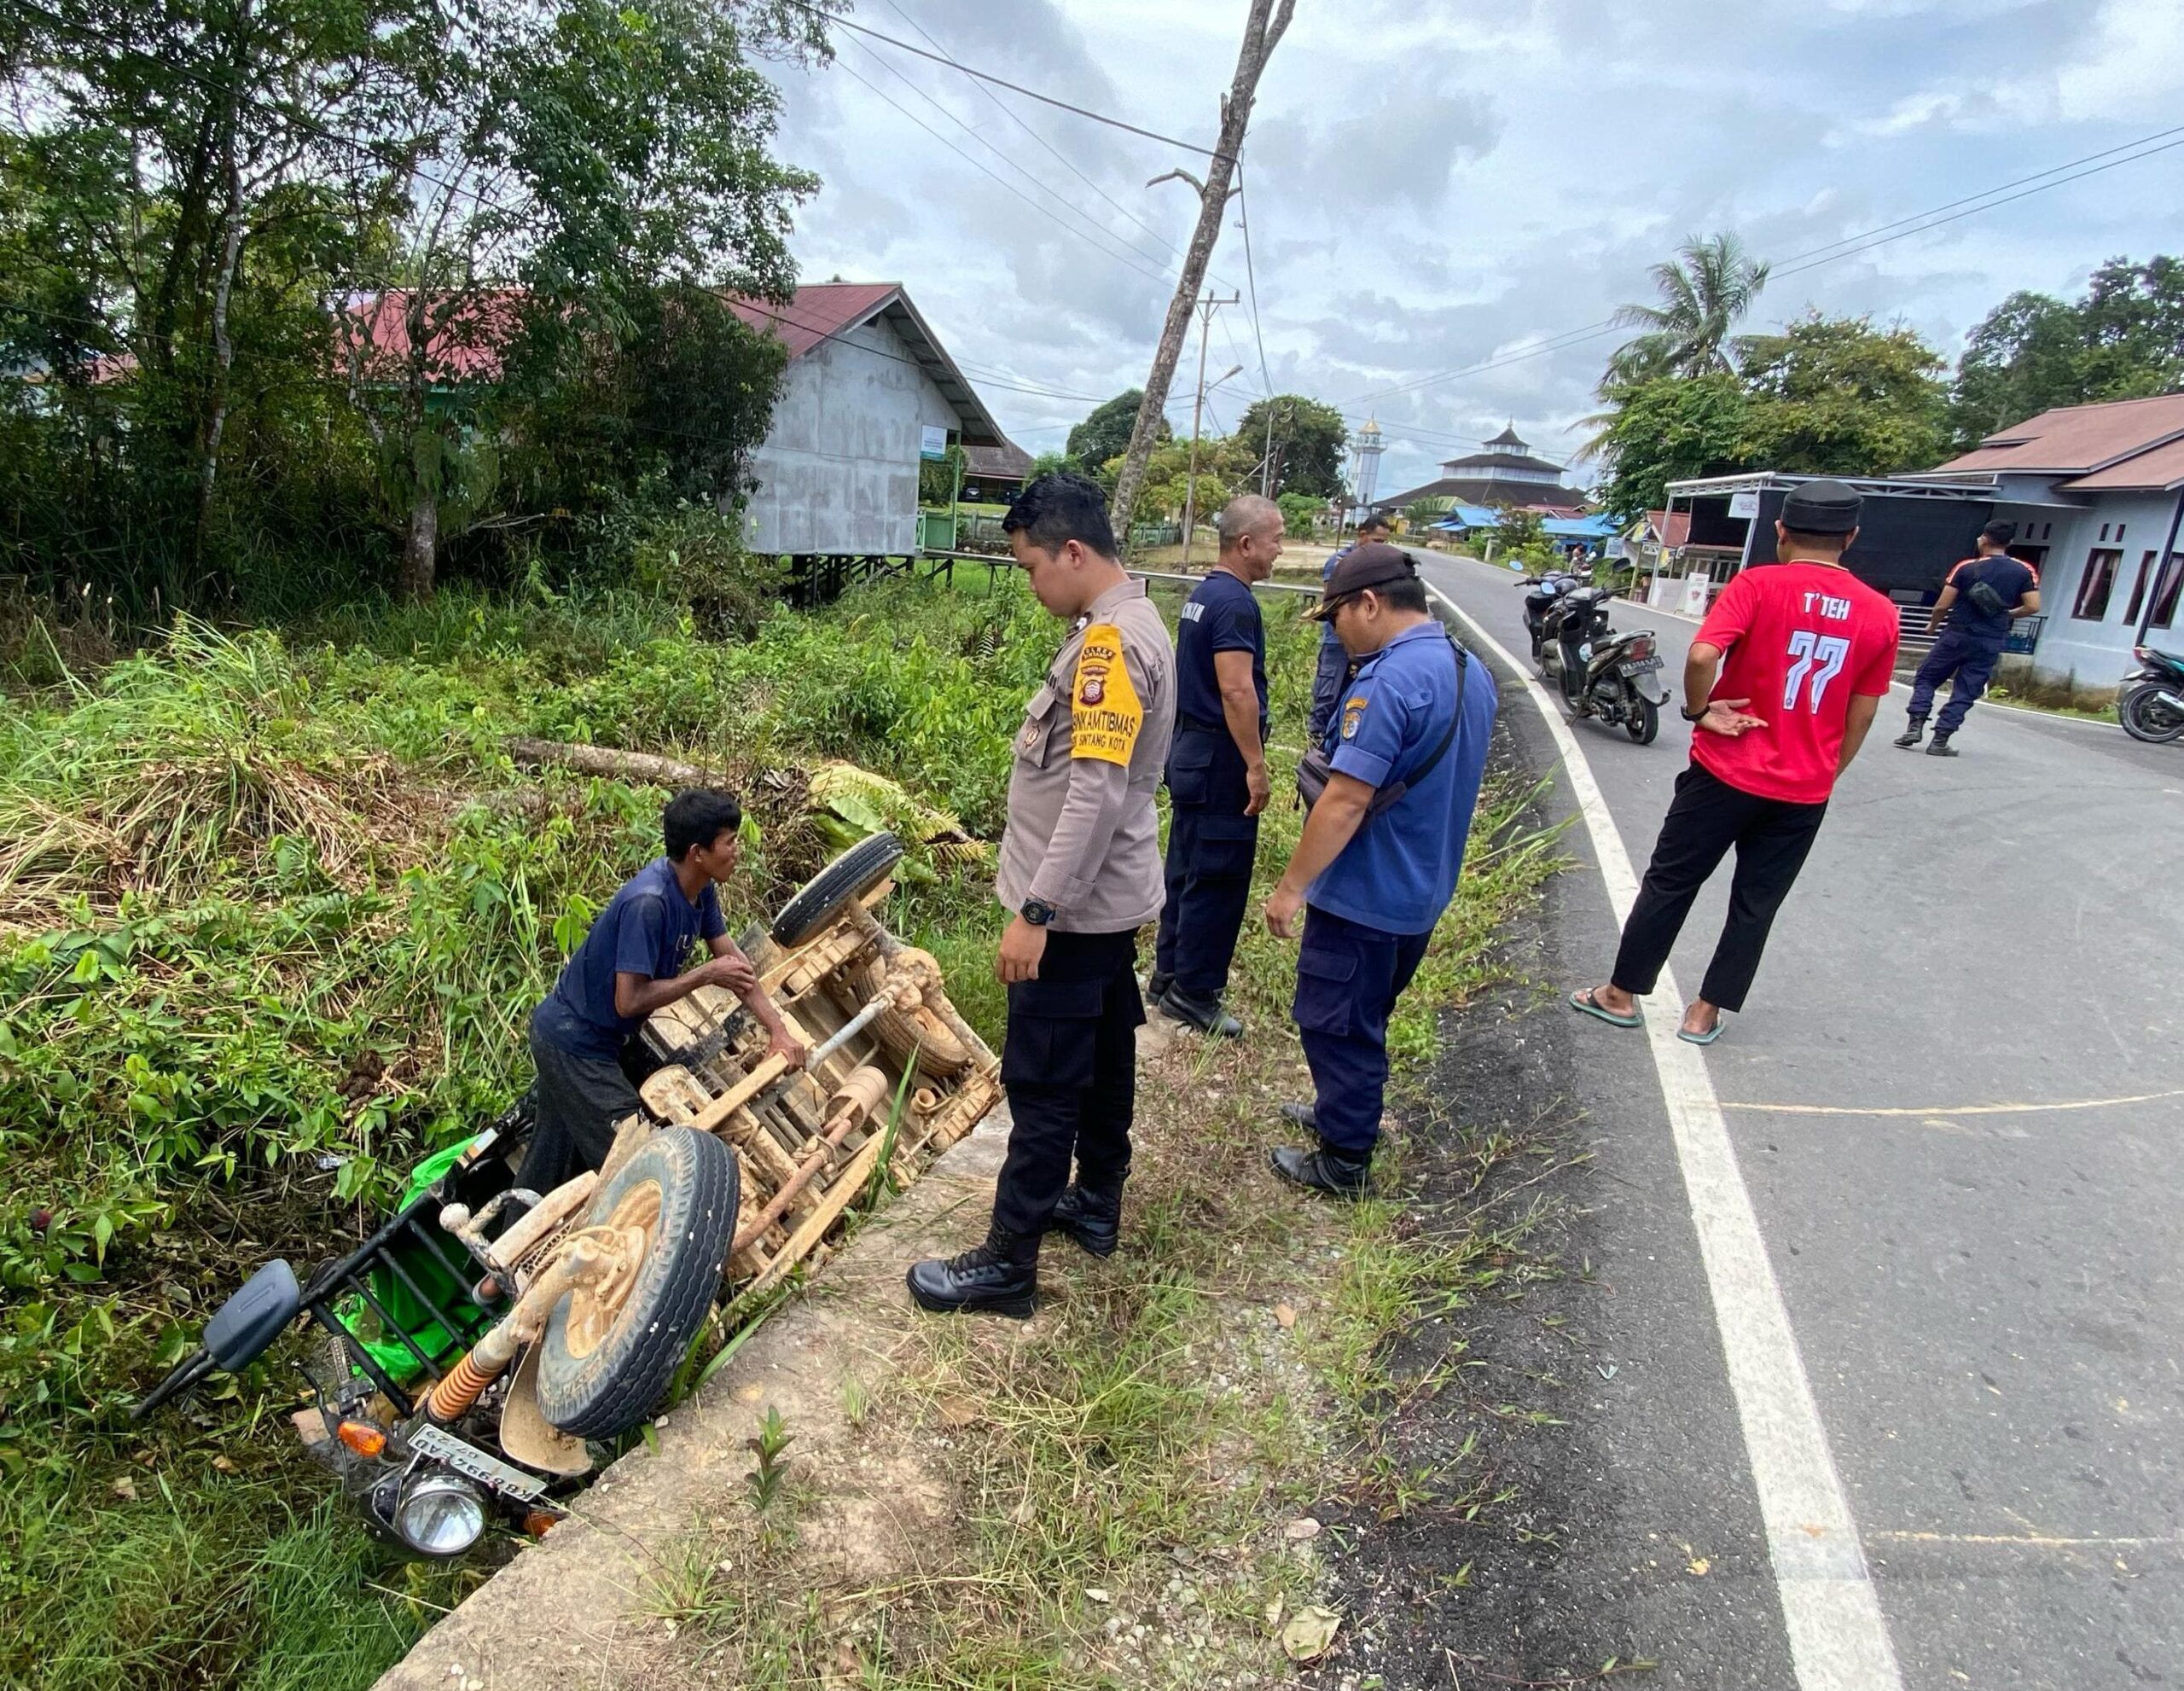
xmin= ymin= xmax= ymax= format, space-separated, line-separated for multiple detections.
xmin=765 ymin=0 xmax=2184 ymax=500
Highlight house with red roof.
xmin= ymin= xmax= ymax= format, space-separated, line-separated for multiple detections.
xmin=726 ymin=282 xmax=1002 ymax=557
xmin=1905 ymin=394 xmax=2184 ymax=691
xmin=338 ymin=281 xmax=1005 ymax=561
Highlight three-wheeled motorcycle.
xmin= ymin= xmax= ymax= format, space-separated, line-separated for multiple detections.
xmin=136 ymin=834 xmax=1001 ymax=1560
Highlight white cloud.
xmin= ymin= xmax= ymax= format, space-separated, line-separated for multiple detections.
xmin=764 ymin=0 xmax=2184 ymax=480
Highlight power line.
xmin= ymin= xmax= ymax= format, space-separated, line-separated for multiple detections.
xmin=1769 ymin=121 xmax=2184 ymax=271
xmin=834 ymin=38 xmax=1179 ymax=286
xmin=778 ymin=0 xmax=1228 ymax=161
xmin=1339 ymin=119 xmax=2184 ymax=411
xmin=875 ymin=0 xmax=1214 ymax=279
xmin=1770 ymin=131 xmax=2184 ymax=280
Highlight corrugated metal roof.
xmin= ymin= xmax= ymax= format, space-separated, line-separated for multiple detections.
xmin=1929 ymin=393 xmax=2184 ymax=474
xmin=2059 ymin=435 xmax=2184 ymax=492
xmin=963 ymin=439 xmax=1032 ymax=479
xmin=728 ymin=283 xmax=1003 ymax=446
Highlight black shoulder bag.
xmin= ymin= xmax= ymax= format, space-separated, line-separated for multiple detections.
xmin=1296 ymin=634 xmax=1469 ymax=817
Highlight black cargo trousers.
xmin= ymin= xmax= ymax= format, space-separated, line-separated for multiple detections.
xmin=990 ymin=928 xmax=1145 ymax=1236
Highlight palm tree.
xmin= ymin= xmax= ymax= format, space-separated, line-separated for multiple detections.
xmin=1604 ymin=233 xmax=1770 ymax=388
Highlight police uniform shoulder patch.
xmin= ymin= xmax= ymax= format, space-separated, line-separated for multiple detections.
xmin=1340 ymin=693 xmax=1369 ymax=741
xmin=1071 ymin=624 xmax=1143 ymax=764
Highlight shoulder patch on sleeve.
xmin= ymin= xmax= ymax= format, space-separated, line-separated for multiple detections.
xmin=1339 ymin=692 xmax=1370 ymax=740
xmin=1070 ymin=623 xmax=1143 ymax=764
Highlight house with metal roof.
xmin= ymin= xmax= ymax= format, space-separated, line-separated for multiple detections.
xmin=1902 ymin=394 xmax=2184 ymax=692
xmin=729 ymin=282 xmax=1003 ymax=559
xmin=1375 ymin=423 xmax=1590 ymax=515
xmin=1643 ymin=396 xmax=2184 ymax=694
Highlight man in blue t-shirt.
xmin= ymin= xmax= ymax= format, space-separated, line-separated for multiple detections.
xmin=1148 ymin=495 xmax=1281 ymax=1037
xmin=1896 ymin=520 xmax=2041 ymax=757
xmin=1309 ymin=512 xmax=1391 ymax=742
xmin=521 ymin=788 xmax=805 ymax=1192
xmin=1263 ymin=544 xmax=1498 ymax=1196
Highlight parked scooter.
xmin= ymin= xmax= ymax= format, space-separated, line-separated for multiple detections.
xmin=2117 ymin=643 xmax=2184 ymax=743
xmin=1536 ymin=583 xmax=1668 ymax=743
xmin=1518 ymin=569 xmax=1586 ymax=660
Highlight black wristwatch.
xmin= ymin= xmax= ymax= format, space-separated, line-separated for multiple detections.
xmin=1019 ymin=898 xmax=1058 ymax=927
xmin=1680 ymin=700 xmax=1711 ymax=723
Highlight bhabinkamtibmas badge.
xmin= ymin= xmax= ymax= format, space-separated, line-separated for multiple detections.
xmin=1341 ymin=693 xmax=1369 ymax=741
xmin=1071 ymin=625 xmax=1143 ymax=764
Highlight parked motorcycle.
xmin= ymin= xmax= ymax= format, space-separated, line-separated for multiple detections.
xmin=1518 ymin=569 xmax=1586 ymax=660
xmin=2118 ymin=643 xmax=2184 ymax=744
xmin=1537 ymin=583 xmax=1667 ymax=744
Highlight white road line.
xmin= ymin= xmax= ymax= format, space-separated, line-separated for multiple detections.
xmin=1427 ymin=579 xmax=1904 ymax=1691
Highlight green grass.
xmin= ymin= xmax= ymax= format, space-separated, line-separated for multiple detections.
xmin=0 ymin=574 xmax=1068 ymax=1691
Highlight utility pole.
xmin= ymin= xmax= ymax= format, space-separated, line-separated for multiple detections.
xmin=1107 ymin=0 xmax=1296 ymax=541
xmin=1258 ymin=395 xmax=1282 ymax=497
xmin=1180 ymin=292 xmax=1240 ymax=568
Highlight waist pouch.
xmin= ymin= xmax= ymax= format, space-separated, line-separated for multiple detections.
xmin=1965 ymin=579 xmax=2009 ymax=619
xmin=1297 ymin=637 xmax=1469 ymax=816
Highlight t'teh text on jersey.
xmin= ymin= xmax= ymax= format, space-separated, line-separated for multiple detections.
xmin=1690 ymin=561 xmax=1900 ymax=805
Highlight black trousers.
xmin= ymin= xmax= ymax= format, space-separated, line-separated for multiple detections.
xmin=1153 ymin=805 xmax=1259 ymax=999
xmin=520 ymin=1020 xmax=641 ymax=1194
xmin=1908 ymin=628 xmax=2005 ymax=735
xmin=991 ymin=928 xmax=1146 ymax=1236
xmin=1611 ymin=763 xmax=1827 ymax=1014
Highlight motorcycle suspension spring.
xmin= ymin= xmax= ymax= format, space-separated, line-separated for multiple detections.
xmin=425 ymin=1352 xmax=500 ymax=1422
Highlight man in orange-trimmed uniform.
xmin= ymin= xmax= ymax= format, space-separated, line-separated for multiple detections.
xmin=908 ymin=473 xmax=1176 ymax=1317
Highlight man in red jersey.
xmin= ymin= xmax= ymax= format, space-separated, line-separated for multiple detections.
xmin=1570 ymin=480 xmax=1898 ymax=1044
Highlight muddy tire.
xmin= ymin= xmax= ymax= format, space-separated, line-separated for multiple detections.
xmin=533 ymin=1128 xmax=737 ymax=1440
xmin=770 ymin=833 xmax=905 ymax=947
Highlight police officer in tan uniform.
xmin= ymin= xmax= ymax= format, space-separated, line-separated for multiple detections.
xmin=908 ymin=473 xmax=1176 ymax=1317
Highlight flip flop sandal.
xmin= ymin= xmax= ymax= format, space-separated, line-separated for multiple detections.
xmin=1677 ymin=1023 xmax=1723 ymax=1046
xmin=1569 ymin=989 xmax=1642 ymax=1029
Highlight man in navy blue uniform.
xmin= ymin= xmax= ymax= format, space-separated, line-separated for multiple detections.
xmin=1148 ymin=494 xmax=1283 ymax=1037
xmin=1896 ymin=520 xmax=2041 ymax=757
xmin=1263 ymin=545 xmax=1498 ymax=1195
xmin=521 ymin=789 xmax=805 ymax=1194
xmin=1309 ymin=512 xmax=1391 ymax=744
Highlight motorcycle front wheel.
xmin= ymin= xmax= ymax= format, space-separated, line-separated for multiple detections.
xmin=1625 ymin=696 xmax=1660 ymax=745
xmin=2119 ymin=683 xmax=2184 ymax=743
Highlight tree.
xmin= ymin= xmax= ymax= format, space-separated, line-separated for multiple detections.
xmin=1949 ymin=256 xmax=2184 ymax=446
xmin=1605 ymin=232 xmax=1770 ymax=386
xmin=1112 ymin=436 xmax=1228 ymax=524
xmin=1737 ymin=312 xmax=1949 ymax=476
xmin=337 ymin=0 xmax=820 ymax=596
xmin=1236 ymin=394 xmax=1346 ymax=497
xmin=1592 ymin=373 xmax=1751 ymax=519
xmin=1067 ymin=390 xmax=1162 ymax=475
xmin=1107 ymin=0 xmax=1295 ymax=535
xmin=1275 ymin=491 xmax=1320 ymax=537
xmin=1027 ymin=449 xmax=1072 ymax=479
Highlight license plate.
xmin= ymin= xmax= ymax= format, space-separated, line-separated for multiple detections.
xmin=1619 ymin=656 xmax=1663 ymax=677
xmin=409 ymin=1421 xmax=549 ymax=1501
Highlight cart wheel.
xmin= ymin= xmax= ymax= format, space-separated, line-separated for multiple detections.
xmin=770 ymin=833 xmax=906 ymax=947
xmin=532 ymin=1128 xmax=738 ymax=1440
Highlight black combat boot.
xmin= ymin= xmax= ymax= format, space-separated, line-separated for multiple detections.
xmin=1893 ymin=715 xmax=1927 ymax=748
xmin=1269 ymin=1139 xmax=1372 ymax=1199
xmin=1926 ymin=731 xmax=1958 ymax=757
xmin=1159 ymin=985 xmax=1243 ymax=1038
xmin=1048 ymin=1182 xmax=1123 ymax=1258
xmin=906 ymin=1225 xmax=1039 ymax=1317
xmin=1144 ymin=969 xmax=1174 ymax=1005
xmin=1277 ymin=1101 xmax=1318 ymax=1134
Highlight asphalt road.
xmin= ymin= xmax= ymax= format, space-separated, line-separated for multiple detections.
xmin=1420 ymin=550 xmax=2184 ymax=1691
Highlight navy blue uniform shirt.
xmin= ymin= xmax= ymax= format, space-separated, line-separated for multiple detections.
xmin=1174 ymin=567 xmax=1267 ymax=728
xmin=1944 ymin=553 xmax=2039 ymax=643
xmin=1309 ymin=621 xmax=1499 ymax=934
xmin=532 ymin=857 xmax=727 ymax=1060
xmin=1318 ymin=543 xmax=1359 ymax=654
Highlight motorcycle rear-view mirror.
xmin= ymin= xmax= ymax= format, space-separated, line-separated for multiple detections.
xmin=203 ymin=1259 xmax=301 ymax=1371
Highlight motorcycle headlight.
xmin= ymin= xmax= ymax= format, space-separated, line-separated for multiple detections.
xmin=393 ymin=1471 xmax=486 ymax=1558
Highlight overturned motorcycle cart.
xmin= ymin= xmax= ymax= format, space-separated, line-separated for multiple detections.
xmin=138 ymin=832 xmax=1002 ymax=1559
